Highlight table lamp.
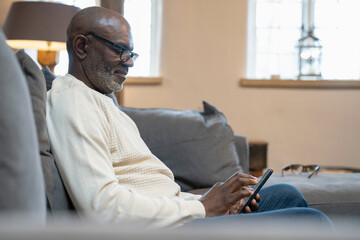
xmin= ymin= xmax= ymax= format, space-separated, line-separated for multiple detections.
xmin=3 ymin=1 xmax=79 ymax=73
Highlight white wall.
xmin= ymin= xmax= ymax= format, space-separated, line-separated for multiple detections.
xmin=124 ymin=0 xmax=360 ymax=173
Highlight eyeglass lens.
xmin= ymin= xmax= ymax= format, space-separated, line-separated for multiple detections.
xmin=121 ymin=51 xmax=138 ymax=63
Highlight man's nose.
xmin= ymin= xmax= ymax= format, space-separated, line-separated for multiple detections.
xmin=122 ymin=58 xmax=134 ymax=68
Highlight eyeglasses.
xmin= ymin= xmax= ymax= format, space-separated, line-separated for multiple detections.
xmin=85 ymin=32 xmax=139 ymax=63
xmin=281 ymin=164 xmax=320 ymax=179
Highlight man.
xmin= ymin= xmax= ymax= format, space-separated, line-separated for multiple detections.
xmin=47 ymin=6 xmax=331 ymax=228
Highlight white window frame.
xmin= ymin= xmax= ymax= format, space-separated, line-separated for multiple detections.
xmin=246 ymin=0 xmax=257 ymax=79
xmin=246 ymin=0 xmax=360 ymax=82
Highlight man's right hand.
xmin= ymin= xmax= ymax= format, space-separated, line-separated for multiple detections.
xmin=199 ymin=173 xmax=258 ymax=217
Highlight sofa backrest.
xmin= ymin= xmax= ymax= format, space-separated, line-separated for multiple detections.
xmin=0 ymin=30 xmax=46 ymax=221
xmin=0 ymin=30 xmax=75 ymax=218
xmin=120 ymin=102 xmax=244 ymax=192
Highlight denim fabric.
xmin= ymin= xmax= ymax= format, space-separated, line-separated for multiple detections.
xmin=257 ymin=183 xmax=308 ymax=212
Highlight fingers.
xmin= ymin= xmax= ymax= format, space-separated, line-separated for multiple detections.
xmin=226 ymin=172 xmax=258 ymax=182
xmin=245 ymin=196 xmax=261 ymax=213
xmin=227 ymin=198 xmax=244 ymax=215
xmin=255 ymin=193 xmax=261 ymax=203
xmin=243 ymin=206 xmax=252 ymax=213
xmin=242 ymin=187 xmax=255 ymax=196
xmin=226 ymin=203 xmax=240 ymax=215
xmin=223 ymin=172 xmax=258 ymax=193
xmin=250 ymin=198 xmax=259 ymax=212
xmin=233 ymin=190 xmax=260 ymax=214
xmin=241 ymin=198 xmax=260 ymax=214
xmin=227 ymin=186 xmax=254 ymax=206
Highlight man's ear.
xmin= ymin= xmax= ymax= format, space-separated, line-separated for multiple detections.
xmin=73 ymin=35 xmax=88 ymax=60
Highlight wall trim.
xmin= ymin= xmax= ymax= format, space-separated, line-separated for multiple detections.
xmin=240 ymin=79 xmax=360 ymax=89
xmin=125 ymin=77 xmax=163 ymax=85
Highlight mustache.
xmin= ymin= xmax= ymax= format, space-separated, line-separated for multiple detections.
xmin=114 ymin=68 xmax=128 ymax=75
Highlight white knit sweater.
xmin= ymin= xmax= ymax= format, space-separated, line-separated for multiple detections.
xmin=46 ymin=74 xmax=205 ymax=228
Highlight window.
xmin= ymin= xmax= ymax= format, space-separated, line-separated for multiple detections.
xmin=247 ymin=0 xmax=360 ymax=80
xmin=124 ymin=0 xmax=162 ymax=77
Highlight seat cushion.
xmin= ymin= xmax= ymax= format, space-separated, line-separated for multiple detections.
xmin=264 ymin=173 xmax=360 ymax=217
xmin=0 ymin=31 xmax=45 ymax=220
xmin=41 ymin=66 xmax=56 ymax=91
xmin=16 ymin=50 xmax=75 ymax=216
xmin=121 ymin=102 xmax=242 ymax=192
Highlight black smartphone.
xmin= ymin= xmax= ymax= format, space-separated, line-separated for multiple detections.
xmin=240 ymin=168 xmax=273 ymax=213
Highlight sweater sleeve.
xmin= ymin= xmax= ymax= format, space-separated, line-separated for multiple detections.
xmin=179 ymin=191 xmax=203 ymax=201
xmin=46 ymin=82 xmax=205 ymax=228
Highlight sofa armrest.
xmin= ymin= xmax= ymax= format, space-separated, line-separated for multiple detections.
xmin=234 ymin=134 xmax=249 ymax=174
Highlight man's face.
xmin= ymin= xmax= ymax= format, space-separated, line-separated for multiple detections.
xmin=83 ymin=23 xmax=135 ymax=94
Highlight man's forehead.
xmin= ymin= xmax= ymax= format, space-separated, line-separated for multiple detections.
xmin=97 ymin=16 xmax=129 ymax=34
xmin=100 ymin=21 xmax=134 ymax=49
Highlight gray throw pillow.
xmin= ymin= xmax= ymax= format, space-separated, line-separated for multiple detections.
xmin=0 ymin=31 xmax=45 ymax=220
xmin=16 ymin=50 xmax=75 ymax=216
xmin=120 ymin=101 xmax=242 ymax=191
xmin=41 ymin=66 xmax=56 ymax=91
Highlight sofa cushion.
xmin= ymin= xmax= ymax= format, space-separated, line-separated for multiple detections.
xmin=0 ymin=31 xmax=45 ymax=220
xmin=16 ymin=50 xmax=74 ymax=216
xmin=264 ymin=173 xmax=360 ymax=217
xmin=42 ymin=66 xmax=56 ymax=91
xmin=121 ymin=102 xmax=242 ymax=192
xmin=16 ymin=50 xmax=48 ymax=167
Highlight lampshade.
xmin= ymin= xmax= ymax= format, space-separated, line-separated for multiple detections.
xmin=3 ymin=1 xmax=80 ymax=51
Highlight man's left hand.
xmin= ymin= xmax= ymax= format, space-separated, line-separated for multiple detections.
xmin=226 ymin=193 xmax=261 ymax=215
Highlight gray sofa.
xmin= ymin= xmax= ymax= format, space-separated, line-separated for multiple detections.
xmin=1 ymin=28 xmax=360 ymax=238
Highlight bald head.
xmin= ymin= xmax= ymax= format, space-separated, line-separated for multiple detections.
xmin=66 ymin=7 xmax=131 ymax=57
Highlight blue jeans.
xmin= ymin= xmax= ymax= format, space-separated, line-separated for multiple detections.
xmin=184 ymin=184 xmax=333 ymax=229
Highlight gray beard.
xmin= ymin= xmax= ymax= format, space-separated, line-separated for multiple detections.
xmin=97 ymin=71 xmax=122 ymax=93
xmin=93 ymin=63 xmax=123 ymax=93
